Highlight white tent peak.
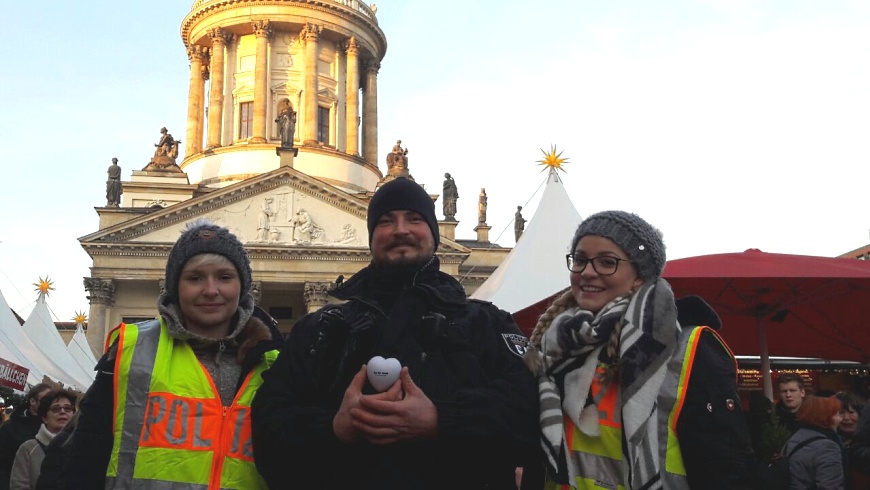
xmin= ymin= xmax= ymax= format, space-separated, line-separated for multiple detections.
xmin=470 ymin=169 xmax=583 ymax=313
xmin=21 ymin=296 xmax=94 ymax=390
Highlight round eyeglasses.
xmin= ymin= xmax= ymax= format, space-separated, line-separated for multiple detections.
xmin=565 ymin=254 xmax=631 ymax=276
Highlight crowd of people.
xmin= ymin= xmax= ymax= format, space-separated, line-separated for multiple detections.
xmin=0 ymin=176 xmax=867 ymax=489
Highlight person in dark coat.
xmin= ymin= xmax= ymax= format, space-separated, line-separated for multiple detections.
xmin=783 ymin=395 xmax=847 ymax=490
xmin=523 ymin=211 xmax=757 ymax=489
xmin=251 ymin=177 xmax=540 ymax=490
xmin=0 ymin=384 xmax=51 ymax=490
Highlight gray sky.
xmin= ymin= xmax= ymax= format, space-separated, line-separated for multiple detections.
xmin=1 ymin=0 xmax=869 ymax=320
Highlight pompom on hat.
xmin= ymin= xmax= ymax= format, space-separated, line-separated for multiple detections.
xmin=366 ymin=177 xmax=440 ymax=249
xmin=163 ymin=219 xmax=253 ymax=301
xmin=571 ymin=210 xmax=666 ymax=281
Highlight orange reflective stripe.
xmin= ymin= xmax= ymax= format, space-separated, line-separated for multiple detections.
xmin=590 ymin=371 xmax=620 ymax=429
xmin=139 ymin=392 xmax=222 ymax=452
xmin=111 ymin=323 xmax=128 ymax=436
xmin=671 ymin=326 xmax=709 ymax=432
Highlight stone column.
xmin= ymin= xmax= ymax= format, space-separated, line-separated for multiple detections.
xmin=345 ymin=37 xmax=360 ymax=156
xmin=362 ymin=60 xmax=380 ymax=164
xmin=302 ymin=23 xmax=321 ymax=144
xmin=186 ymin=45 xmax=208 ymax=156
xmin=303 ymin=282 xmax=331 ymax=313
xmin=207 ymin=28 xmax=228 ymax=148
xmin=251 ymin=20 xmax=271 ymax=143
xmin=83 ymin=277 xmax=115 ymax=357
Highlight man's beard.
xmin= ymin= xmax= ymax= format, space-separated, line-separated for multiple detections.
xmin=374 ymin=236 xmax=431 ymax=267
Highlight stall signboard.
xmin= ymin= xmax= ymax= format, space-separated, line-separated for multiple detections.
xmin=0 ymin=358 xmax=29 ymax=391
xmin=738 ymin=369 xmax=817 ymax=392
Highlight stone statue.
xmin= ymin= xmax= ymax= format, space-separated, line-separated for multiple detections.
xmin=442 ymin=172 xmax=458 ymax=220
xmin=275 ymin=98 xmax=297 ymax=148
xmin=106 ymin=157 xmax=122 ymax=207
xmin=256 ymin=197 xmax=276 ymax=241
xmin=514 ymin=205 xmax=527 ymax=241
xmin=154 ymin=127 xmax=179 ymax=159
xmin=385 ymin=139 xmax=410 ymax=180
xmin=144 ymin=127 xmax=183 ymax=172
xmin=478 ymin=188 xmax=487 ymax=224
xmin=291 ymin=208 xmax=324 ymax=243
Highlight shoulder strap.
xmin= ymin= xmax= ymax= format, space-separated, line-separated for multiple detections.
xmin=785 ymin=435 xmax=828 ymax=458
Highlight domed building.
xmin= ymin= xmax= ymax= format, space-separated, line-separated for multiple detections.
xmin=78 ymin=0 xmax=509 ymax=354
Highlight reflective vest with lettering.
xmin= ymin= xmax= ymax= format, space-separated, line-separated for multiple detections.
xmin=546 ymin=326 xmax=733 ymax=490
xmin=105 ymin=318 xmax=278 ymax=490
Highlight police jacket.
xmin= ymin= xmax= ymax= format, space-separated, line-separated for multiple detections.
xmin=55 ymin=307 xmax=283 ymax=489
xmin=251 ymin=257 xmax=540 ymax=490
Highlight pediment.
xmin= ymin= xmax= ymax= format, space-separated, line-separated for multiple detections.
xmin=80 ymin=167 xmax=370 ymax=250
xmin=79 ymin=167 xmax=470 ymax=255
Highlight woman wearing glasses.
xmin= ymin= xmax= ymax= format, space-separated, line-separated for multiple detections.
xmin=524 ymin=210 xmax=756 ymax=489
xmin=10 ymin=388 xmax=78 ymax=490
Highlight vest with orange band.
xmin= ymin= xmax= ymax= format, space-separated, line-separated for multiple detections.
xmin=546 ymin=326 xmax=733 ymax=490
xmin=105 ymin=318 xmax=278 ymax=490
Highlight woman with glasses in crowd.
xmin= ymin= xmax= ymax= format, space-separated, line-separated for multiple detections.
xmin=523 ymin=210 xmax=756 ymax=489
xmin=9 ymin=388 xmax=77 ymax=490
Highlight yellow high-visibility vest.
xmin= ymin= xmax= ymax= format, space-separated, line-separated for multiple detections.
xmin=546 ymin=326 xmax=731 ymax=490
xmin=105 ymin=318 xmax=278 ymax=490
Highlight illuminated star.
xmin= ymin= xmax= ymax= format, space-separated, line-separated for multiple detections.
xmin=536 ymin=145 xmax=568 ymax=172
xmin=33 ymin=276 xmax=55 ymax=297
xmin=72 ymin=310 xmax=88 ymax=325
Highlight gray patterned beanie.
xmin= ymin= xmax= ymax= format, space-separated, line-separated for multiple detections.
xmin=571 ymin=210 xmax=666 ymax=281
xmin=164 ymin=219 xmax=252 ymax=301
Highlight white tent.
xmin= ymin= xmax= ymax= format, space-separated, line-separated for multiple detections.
xmin=21 ymin=297 xmax=95 ymax=390
xmin=470 ymin=169 xmax=582 ymax=314
xmin=67 ymin=322 xmax=99 ymax=377
xmin=0 ymin=288 xmax=48 ymax=388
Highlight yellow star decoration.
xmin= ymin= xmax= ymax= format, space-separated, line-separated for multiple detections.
xmin=33 ymin=276 xmax=55 ymax=297
xmin=72 ymin=311 xmax=88 ymax=325
xmin=537 ymin=145 xmax=568 ymax=172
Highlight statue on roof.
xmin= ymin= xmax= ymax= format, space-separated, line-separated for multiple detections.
xmin=106 ymin=157 xmax=122 ymax=207
xmin=514 ymin=205 xmax=527 ymax=241
xmin=478 ymin=188 xmax=487 ymax=224
xmin=143 ymin=127 xmax=184 ymax=172
xmin=384 ymin=139 xmax=411 ymax=181
xmin=442 ymin=173 xmax=458 ymax=220
xmin=275 ymin=98 xmax=297 ymax=148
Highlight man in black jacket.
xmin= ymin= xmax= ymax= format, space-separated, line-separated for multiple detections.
xmin=0 ymin=383 xmax=50 ymax=490
xmin=252 ymin=177 xmax=540 ymax=489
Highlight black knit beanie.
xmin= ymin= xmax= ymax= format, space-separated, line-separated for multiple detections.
xmin=571 ymin=210 xmax=666 ymax=282
xmin=164 ymin=219 xmax=253 ymax=301
xmin=367 ymin=177 xmax=440 ymax=249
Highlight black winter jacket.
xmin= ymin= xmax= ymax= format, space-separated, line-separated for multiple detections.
xmin=251 ymin=258 xmax=540 ymax=489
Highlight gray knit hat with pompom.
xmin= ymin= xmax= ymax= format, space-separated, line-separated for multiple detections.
xmin=164 ymin=219 xmax=252 ymax=301
xmin=570 ymin=210 xmax=666 ymax=281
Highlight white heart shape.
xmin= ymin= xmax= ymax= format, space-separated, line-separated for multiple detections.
xmin=366 ymin=356 xmax=401 ymax=392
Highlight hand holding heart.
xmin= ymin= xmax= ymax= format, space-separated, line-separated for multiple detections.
xmin=366 ymin=356 xmax=401 ymax=392
xmin=333 ymin=364 xmax=438 ymax=445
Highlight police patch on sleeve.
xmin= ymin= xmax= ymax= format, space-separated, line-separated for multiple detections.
xmin=502 ymin=333 xmax=529 ymax=357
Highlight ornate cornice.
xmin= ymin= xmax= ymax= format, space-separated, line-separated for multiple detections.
xmin=181 ymin=1 xmax=386 ymax=59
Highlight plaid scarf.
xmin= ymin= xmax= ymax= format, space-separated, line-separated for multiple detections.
xmin=532 ymin=279 xmax=680 ymax=489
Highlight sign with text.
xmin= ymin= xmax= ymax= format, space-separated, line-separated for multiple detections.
xmin=738 ymin=369 xmax=817 ymax=391
xmin=0 ymin=358 xmax=29 ymax=391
